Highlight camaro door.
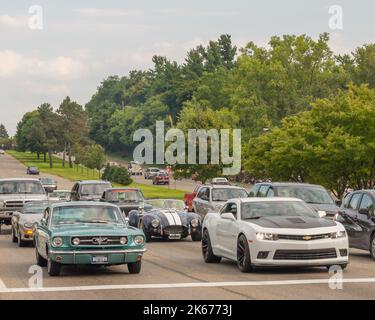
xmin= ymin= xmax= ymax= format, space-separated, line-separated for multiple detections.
xmin=216 ymin=203 xmax=238 ymax=258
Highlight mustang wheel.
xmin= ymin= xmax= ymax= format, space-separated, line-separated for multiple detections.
xmin=370 ymin=234 xmax=375 ymax=260
xmin=202 ymin=230 xmax=221 ymax=263
xmin=128 ymin=261 xmax=142 ymax=274
xmin=47 ymin=256 xmax=61 ymax=276
xmin=237 ymin=234 xmax=252 ymax=273
xmin=191 ymin=230 xmax=202 ymax=242
xmin=11 ymin=227 xmax=17 ymax=243
xmin=36 ymin=248 xmax=47 ymax=267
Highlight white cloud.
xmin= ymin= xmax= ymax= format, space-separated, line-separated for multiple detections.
xmin=156 ymin=9 xmax=240 ymax=17
xmin=74 ymin=8 xmax=143 ymax=18
xmin=0 ymin=14 xmax=28 ymax=28
xmin=0 ymin=50 xmax=87 ymax=80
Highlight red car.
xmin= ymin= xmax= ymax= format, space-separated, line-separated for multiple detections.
xmin=152 ymin=172 xmax=170 ymax=185
xmin=184 ymin=185 xmax=202 ymax=212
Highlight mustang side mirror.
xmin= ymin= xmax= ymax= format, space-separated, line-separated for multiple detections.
xmin=359 ymin=208 xmax=370 ymax=217
xmin=318 ymin=211 xmax=326 ymax=218
xmin=221 ymin=212 xmax=236 ymax=221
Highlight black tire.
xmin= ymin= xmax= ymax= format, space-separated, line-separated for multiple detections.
xmin=11 ymin=227 xmax=17 ymax=243
xmin=237 ymin=234 xmax=252 ymax=272
xmin=141 ymin=222 xmax=152 ymax=243
xmin=47 ymin=256 xmax=61 ymax=276
xmin=202 ymin=229 xmax=221 ymax=263
xmin=370 ymin=234 xmax=375 ymax=260
xmin=17 ymin=232 xmax=26 ymax=247
xmin=36 ymin=248 xmax=47 ymax=267
xmin=191 ymin=230 xmax=202 ymax=242
xmin=128 ymin=261 xmax=142 ymax=274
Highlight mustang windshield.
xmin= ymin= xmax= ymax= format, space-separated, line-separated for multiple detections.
xmin=0 ymin=181 xmax=45 ymax=195
xmin=276 ymin=186 xmax=334 ymax=205
xmin=212 ymin=188 xmax=248 ymax=201
xmin=107 ymin=190 xmax=144 ymax=202
xmin=147 ymin=199 xmax=185 ymax=211
xmin=51 ymin=206 xmax=123 ymax=225
xmin=81 ymin=183 xmax=111 ymax=196
xmin=242 ymin=201 xmax=318 ymax=220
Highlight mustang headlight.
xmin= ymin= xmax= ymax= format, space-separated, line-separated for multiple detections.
xmin=191 ymin=219 xmax=199 ymax=228
xmin=52 ymin=236 xmax=63 ymax=247
xmin=72 ymin=237 xmax=80 ymax=245
xmin=331 ymin=231 xmax=346 ymax=239
xmin=151 ymin=219 xmax=160 ymax=228
xmin=23 ymin=222 xmax=34 ymax=229
xmin=256 ymin=233 xmax=278 ymax=241
xmin=134 ymin=235 xmax=144 ymax=245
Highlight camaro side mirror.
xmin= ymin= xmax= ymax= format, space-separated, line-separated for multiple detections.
xmin=318 ymin=211 xmax=326 ymax=218
xmin=221 ymin=212 xmax=236 ymax=221
xmin=359 ymin=208 xmax=370 ymax=217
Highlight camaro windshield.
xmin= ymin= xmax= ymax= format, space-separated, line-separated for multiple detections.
xmin=0 ymin=181 xmax=45 ymax=195
xmin=107 ymin=190 xmax=144 ymax=202
xmin=51 ymin=206 xmax=122 ymax=225
xmin=241 ymin=201 xmax=318 ymax=219
xmin=212 ymin=188 xmax=247 ymax=201
xmin=147 ymin=199 xmax=185 ymax=211
xmin=276 ymin=186 xmax=334 ymax=205
xmin=81 ymin=183 xmax=111 ymax=196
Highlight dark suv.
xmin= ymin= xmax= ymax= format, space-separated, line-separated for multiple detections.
xmin=71 ymin=180 xmax=112 ymax=201
xmin=249 ymin=182 xmax=340 ymax=219
xmin=337 ymin=190 xmax=375 ymax=259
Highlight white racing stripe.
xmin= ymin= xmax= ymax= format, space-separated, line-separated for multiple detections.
xmin=1 ymin=278 xmax=375 ymax=294
xmin=170 ymin=210 xmax=182 ymax=225
xmin=161 ymin=210 xmax=176 ymax=226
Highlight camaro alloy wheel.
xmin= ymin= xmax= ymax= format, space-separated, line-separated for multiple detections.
xmin=371 ymin=235 xmax=375 ymax=260
xmin=237 ymin=235 xmax=252 ymax=273
xmin=202 ymin=230 xmax=221 ymax=263
xmin=35 ymin=248 xmax=47 ymax=267
xmin=47 ymin=256 xmax=61 ymax=276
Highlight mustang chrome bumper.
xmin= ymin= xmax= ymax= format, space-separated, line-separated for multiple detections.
xmin=50 ymin=248 xmax=147 ymax=255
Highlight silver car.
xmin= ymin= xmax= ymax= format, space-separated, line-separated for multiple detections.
xmin=0 ymin=178 xmax=48 ymax=232
xmin=11 ymin=201 xmax=50 ymax=247
xmin=192 ymin=184 xmax=248 ymax=218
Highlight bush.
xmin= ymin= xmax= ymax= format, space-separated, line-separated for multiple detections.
xmin=102 ymin=164 xmax=132 ymax=185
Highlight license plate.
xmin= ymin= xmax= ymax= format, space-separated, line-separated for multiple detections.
xmin=169 ymin=234 xmax=181 ymax=240
xmin=92 ymin=256 xmax=108 ymax=264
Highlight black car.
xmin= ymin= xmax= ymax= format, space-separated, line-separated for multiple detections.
xmin=101 ymin=188 xmax=152 ymax=216
xmin=249 ymin=182 xmax=340 ymax=219
xmin=337 ymin=190 xmax=375 ymax=259
xmin=27 ymin=167 xmax=40 ymax=175
xmin=71 ymin=180 xmax=112 ymax=201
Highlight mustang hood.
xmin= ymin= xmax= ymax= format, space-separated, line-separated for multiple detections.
xmin=248 ymin=216 xmax=337 ymax=229
xmin=50 ymin=223 xmax=140 ymax=236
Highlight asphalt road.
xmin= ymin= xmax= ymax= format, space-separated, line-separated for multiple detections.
xmin=1 ymin=153 xmax=375 ymax=300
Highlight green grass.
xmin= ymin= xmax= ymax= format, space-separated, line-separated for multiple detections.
xmin=7 ymin=150 xmax=185 ymax=199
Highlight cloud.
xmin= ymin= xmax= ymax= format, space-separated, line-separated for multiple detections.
xmin=0 ymin=14 xmax=28 ymax=28
xmin=156 ymin=9 xmax=240 ymax=17
xmin=74 ymin=8 xmax=143 ymax=18
xmin=0 ymin=50 xmax=87 ymax=79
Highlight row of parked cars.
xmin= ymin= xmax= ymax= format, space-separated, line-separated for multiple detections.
xmin=0 ymin=178 xmax=202 ymax=276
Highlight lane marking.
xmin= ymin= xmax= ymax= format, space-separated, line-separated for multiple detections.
xmin=0 ymin=277 xmax=375 ymax=294
xmin=0 ymin=278 xmax=7 ymax=289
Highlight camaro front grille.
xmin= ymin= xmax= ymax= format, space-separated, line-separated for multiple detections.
xmin=273 ymin=248 xmax=337 ymax=260
xmin=71 ymin=236 xmax=127 ymax=246
xmin=277 ymin=234 xmax=331 ymax=241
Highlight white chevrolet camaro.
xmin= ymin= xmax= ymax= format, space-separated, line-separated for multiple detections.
xmin=202 ymin=197 xmax=349 ymax=272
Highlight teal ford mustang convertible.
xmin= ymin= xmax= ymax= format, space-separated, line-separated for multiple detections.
xmin=34 ymin=202 xmax=146 ymax=276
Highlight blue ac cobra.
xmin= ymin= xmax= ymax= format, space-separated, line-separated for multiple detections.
xmin=128 ymin=199 xmax=202 ymax=242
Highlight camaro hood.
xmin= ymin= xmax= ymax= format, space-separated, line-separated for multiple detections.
xmin=247 ymin=215 xmax=337 ymax=229
xmin=308 ymin=203 xmax=339 ymax=214
xmin=50 ymin=223 xmax=141 ymax=236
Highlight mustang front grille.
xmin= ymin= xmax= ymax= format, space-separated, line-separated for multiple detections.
xmin=70 ymin=236 xmax=127 ymax=246
xmin=277 ymin=234 xmax=331 ymax=241
xmin=273 ymin=248 xmax=337 ymax=260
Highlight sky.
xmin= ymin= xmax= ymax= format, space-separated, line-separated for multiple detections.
xmin=0 ymin=0 xmax=374 ymax=135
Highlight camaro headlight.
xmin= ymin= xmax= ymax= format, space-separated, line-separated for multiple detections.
xmin=52 ymin=236 xmax=63 ymax=247
xmin=119 ymin=237 xmax=127 ymax=245
xmin=151 ymin=219 xmax=160 ymax=228
xmin=134 ymin=235 xmax=144 ymax=245
xmin=72 ymin=237 xmax=80 ymax=245
xmin=331 ymin=231 xmax=346 ymax=239
xmin=256 ymin=233 xmax=278 ymax=241
xmin=23 ymin=222 xmax=33 ymax=228
xmin=191 ymin=219 xmax=199 ymax=228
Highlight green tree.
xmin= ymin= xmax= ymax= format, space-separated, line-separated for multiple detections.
xmin=0 ymin=124 xmax=9 ymax=138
